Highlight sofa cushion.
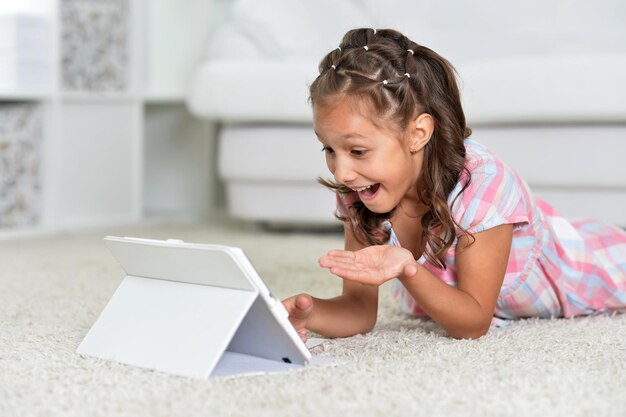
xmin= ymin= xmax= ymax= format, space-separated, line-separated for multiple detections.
xmin=217 ymin=125 xmax=626 ymax=188
xmin=187 ymin=54 xmax=626 ymax=124
xmin=187 ymin=0 xmax=626 ymax=124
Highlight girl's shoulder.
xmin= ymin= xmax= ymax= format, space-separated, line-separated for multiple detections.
xmin=460 ymin=138 xmax=524 ymax=190
xmin=449 ymin=138 xmax=531 ymax=233
xmin=462 ymin=138 xmax=504 ymax=174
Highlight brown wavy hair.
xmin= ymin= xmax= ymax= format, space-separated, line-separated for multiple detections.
xmin=309 ymin=28 xmax=473 ymax=269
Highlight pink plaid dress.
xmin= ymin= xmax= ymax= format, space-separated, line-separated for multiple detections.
xmin=341 ymin=139 xmax=626 ymax=324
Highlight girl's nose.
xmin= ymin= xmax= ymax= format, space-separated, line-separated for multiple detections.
xmin=333 ymin=159 xmax=357 ymax=184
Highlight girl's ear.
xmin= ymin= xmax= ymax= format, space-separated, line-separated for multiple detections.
xmin=408 ymin=113 xmax=435 ymax=153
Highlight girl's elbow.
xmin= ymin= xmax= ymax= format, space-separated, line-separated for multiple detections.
xmin=354 ymin=299 xmax=378 ymax=335
xmin=356 ymin=307 xmax=379 ymax=335
xmin=448 ymin=322 xmax=491 ymax=340
xmin=358 ymin=316 xmax=377 ymax=335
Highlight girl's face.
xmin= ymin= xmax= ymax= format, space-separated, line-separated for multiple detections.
xmin=313 ymin=96 xmax=429 ymax=214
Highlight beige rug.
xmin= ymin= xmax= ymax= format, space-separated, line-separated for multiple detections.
xmin=1 ymin=221 xmax=625 ymax=417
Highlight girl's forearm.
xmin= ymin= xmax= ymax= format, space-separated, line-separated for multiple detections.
xmin=306 ymin=294 xmax=378 ymax=338
xmin=400 ymin=264 xmax=493 ymax=339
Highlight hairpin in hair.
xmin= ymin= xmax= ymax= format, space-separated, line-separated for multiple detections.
xmin=331 ymin=65 xmax=336 ymax=70
xmin=404 ymin=73 xmax=411 ymax=78
xmin=372 ymin=29 xmax=377 ymax=35
xmin=336 ymin=46 xmax=342 ymax=52
xmin=363 ymin=45 xmax=369 ymax=51
xmin=382 ymin=80 xmax=388 ymax=85
xmin=407 ymin=49 xmax=414 ymax=55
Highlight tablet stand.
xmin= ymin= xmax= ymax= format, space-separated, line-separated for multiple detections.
xmin=77 ymin=238 xmax=309 ymax=378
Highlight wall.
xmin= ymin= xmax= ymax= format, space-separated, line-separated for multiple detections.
xmin=142 ymin=0 xmax=234 ymax=221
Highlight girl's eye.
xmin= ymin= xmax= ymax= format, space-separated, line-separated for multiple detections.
xmin=321 ymin=146 xmax=334 ymax=154
xmin=351 ymin=149 xmax=367 ymax=156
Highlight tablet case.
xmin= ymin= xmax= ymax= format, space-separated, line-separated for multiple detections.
xmin=76 ymin=237 xmax=312 ymax=378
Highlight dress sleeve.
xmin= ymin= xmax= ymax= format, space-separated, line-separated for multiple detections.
xmin=449 ymin=152 xmax=530 ymax=234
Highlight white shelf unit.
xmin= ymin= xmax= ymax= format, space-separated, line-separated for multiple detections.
xmin=0 ymin=0 xmax=144 ymax=236
xmin=0 ymin=0 xmax=225 ymax=237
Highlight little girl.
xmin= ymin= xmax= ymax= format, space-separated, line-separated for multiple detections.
xmin=283 ymin=28 xmax=626 ymax=340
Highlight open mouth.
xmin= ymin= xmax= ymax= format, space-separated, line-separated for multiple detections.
xmin=358 ymin=183 xmax=380 ymax=200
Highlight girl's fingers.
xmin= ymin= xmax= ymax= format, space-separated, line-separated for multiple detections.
xmin=329 ymin=264 xmax=361 ymax=276
xmin=325 ymin=250 xmax=356 ymax=259
xmin=330 ymin=267 xmax=376 ymax=285
xmin=298 ymin=329 xmax=308 ymax=342
xmin=321 ymin=258 xmax=364 ymax=273
xmin=319 ymin=253 xmax=362 ymax=268
xmin=328 ymin=266 xmax=358 ymax=279
xmin=320 ymin=257 xmax=383 ymax=285
xmin=319 ymin=255 xmax=349 ymax=268
xmin=328 ymin=262 xmax=371 ymax=279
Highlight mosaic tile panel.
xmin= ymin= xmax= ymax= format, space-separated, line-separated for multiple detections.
xmin=0 ymin=103 xmax=44 ymax=228
xmin=61 ymin=0 xmax=129 ymax=92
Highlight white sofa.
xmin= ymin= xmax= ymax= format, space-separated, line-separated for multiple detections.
xmin=187 ymin=0 xmax=626 ymax=226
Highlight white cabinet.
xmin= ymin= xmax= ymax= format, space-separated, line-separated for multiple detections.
xmin=0 ymin=0 xmax=142 ymax=235
xmin=0 ymin=13 xmax=53 ymax=92
xmin=0 ymin=0 xmax=224 ymax=236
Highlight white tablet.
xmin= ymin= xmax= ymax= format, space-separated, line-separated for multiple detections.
xmin=76 ymin=236 xmax=312 ymax=378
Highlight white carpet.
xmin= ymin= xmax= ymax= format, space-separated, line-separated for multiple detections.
xmin=1 ymin=222 xmax=625 ymax=417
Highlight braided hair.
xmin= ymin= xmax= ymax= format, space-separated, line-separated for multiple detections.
xmin=310 ymin=28 xmax=473 ymax=269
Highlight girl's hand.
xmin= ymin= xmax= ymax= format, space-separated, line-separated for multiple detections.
xmin=319 ymin=245 xmax=418 ymax=286
xmin=282 ymin=294 xmax=314 ymax=342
